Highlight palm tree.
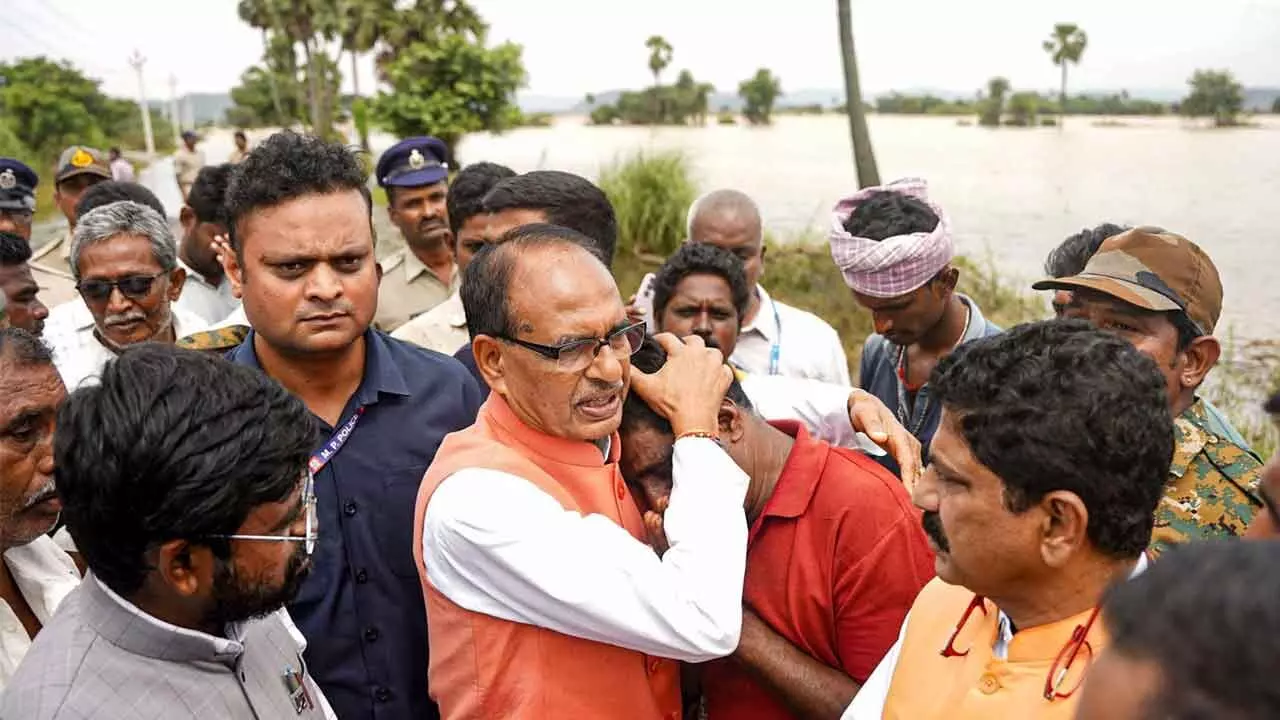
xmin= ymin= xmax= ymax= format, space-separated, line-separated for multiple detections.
xmin=1042 ymin=23 xmax=1088 ymax=123
xmin=645 ymin=35 xmax=673 ymax=87
xmin=341 ymin=0 xmax=394 ymax=99
xmin=837 ymin=0 xmax=880 ymax=187
xmin=237 ymin=0 xmax=290 ymax=124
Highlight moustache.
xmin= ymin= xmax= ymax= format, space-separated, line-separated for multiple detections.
xmin=921 ymin=510 xmax=950 ymax=553
xmin=575 ymin=379 xmax=625 ymax=403
xmin=21 ymin=479 xmax=58 ymax=511
xmin=103 ymin=310 xmax=147 ymax=327
xmin=296 ymin=301 xmax=356 ymax=321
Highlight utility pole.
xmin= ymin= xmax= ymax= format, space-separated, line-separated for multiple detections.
xmin=168 ymin=74 xmax=182 ymax=144
xmin=128 ymin=50 xmax=156 ymax=157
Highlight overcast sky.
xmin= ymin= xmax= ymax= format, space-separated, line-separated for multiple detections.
xmin=2 ymin=0 xmax=1277 ymax=100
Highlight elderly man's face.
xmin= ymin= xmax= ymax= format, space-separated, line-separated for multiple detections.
xmin=489 ymin=245 xmax=631 ymax=442
xmin=657 ymin=273 xmax=741 ymax=357
xmin=0 ymin=263 xmax=48 ymax=336
xmin=690 ymin=213 xmax=764 ymax=289
xmin=230 ymin=190 xmax=378 ymax=355
xmin=0 ymin=360 xmax=65 ymax=547
xmin=914 ymin=410 xmax=1045 ymax=593
xmin=77 ymin=233 xmax=184 ymax=349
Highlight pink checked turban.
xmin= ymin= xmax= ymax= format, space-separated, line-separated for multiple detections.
xmin=828 ymin=177 xmax=954 ymax=298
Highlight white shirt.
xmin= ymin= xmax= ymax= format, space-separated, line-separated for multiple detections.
xmin=212 ymin=304 xmax=249 ymax=330
xmin=0 ymin=536 xmax=81 ymax=689
xmin=843 ymin=554 xmax=1151 ymax=719
xmin=45 ymin=299 xmax=209 ymax=391
xmin=109 ymin=158 xmax=135 ymax=182
xmin=421 ymin=436 xmax=748 ymax=662
xmin=738 ymin=373 xmax=884 ymax=456
xmin=175 ymin=259 xmax=240 ymax=325
xmin=635 ymin=275 xmax=850 ymax=385
xmin=390 ymin=291 xmax=469 ymax=354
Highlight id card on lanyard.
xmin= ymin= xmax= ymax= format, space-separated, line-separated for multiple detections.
xmin=309 ymin=406 xmax=365 ymax=475
xmin=767 ymin=299 xmax=782 ymax=375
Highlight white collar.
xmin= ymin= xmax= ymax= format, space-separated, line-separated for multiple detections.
xmin=740 ymin=284 xmax=779 ymax=341
xmin=2 ymin=536 xmax=80 ymax=626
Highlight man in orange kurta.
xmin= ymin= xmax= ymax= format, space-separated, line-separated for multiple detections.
xmin=413 ymin=226 xmax=754 ymax=719
xmin=843 ymin=320 xmax=1174 ymax=720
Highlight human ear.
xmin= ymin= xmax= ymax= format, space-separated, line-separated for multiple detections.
xmin=1039 ymin=491 xmax=1090 ymax=569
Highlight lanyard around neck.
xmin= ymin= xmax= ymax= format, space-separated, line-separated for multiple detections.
xmin=309 ymin=407 xmax=365 ymax=474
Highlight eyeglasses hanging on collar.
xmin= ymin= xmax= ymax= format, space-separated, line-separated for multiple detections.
xmin=938 ymin=593 xmax=1101 ymax=701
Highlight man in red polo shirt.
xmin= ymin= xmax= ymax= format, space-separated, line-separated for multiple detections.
xmin=620 ymin=336 xmax=935 ymax=719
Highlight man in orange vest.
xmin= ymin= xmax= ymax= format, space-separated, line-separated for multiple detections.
xmin=413 ymin=223 xmax=749 ymax=719
xmin=843 ymin=320 xmax=1173 ymax=720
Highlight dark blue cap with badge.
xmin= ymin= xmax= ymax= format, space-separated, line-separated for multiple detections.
xmin=0 ymin=158 xmax=38 ymax=213
xmin=375 ymin=137 xmax=449 ymax=188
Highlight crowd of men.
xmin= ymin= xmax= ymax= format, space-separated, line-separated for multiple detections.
xmin=0 ymin=126 xmax=1274 ymax=720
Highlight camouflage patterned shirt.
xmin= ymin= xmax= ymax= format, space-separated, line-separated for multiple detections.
xmin=1150 ymin=397 xmax=1263 ymax=555
xmin=176 ymin=325 xmax=250 ymax=355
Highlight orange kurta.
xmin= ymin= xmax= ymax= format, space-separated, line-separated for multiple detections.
xmin=412 ymin=395 xmax=681 ymax=720
xmin=882 ymin=578 xmax=1104 ymax=720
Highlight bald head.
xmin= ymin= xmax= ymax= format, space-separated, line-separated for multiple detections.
xmin=686 ymin=189 xmax=765 ymax=289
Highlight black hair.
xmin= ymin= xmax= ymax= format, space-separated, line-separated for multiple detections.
xmin=1265 ymin=392 xmax=1280 ymax=415
xmin=1044 ymin=223 xmax=1129 ymax=278
xmin=930 ymin=319 xmax=1172 ymax=558
xmin=234 ymin=130 xmax=247 ymax=140
xmin=447 ymin=162 xmax=516 ymax=237
xmin=651 ymin=243 xmax=752 ymax=324
xmin=109 ymin=147 xmax=121 ymax=155
xmin=0 ymin=327 xmax=53 ymax=367
xmin=621 ymin=334 xmax=753 ymax=438
xmin=54 ymin=344 xmax=317 ymax=597
xmin=224 ymin=130 xmax=371 ymax=253
xmin=187 ymin=164 xmax=234 ymax=225
xmin=1101 ymin=540 xmax=1280 ymax=719
xmin=482 ymin=171 xmax=617 ymax=267
xmin=75 ymin=181 xmax=166 ymax=220
xmin=841 ymin=189 xmax=939 ymax=240
xmin=0 ymin=232 xmax=33 ymax=266
xmin=1170 ymin=310 xmax=1202 ymax=353
xmin=461 ymin=223 xmax=608 ymax=341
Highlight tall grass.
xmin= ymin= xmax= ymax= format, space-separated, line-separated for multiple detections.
xmin=598 ymin=150 xmax=697 ymax=259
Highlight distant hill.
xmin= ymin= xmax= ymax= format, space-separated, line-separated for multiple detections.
xmin=1243 ymin=87 xmax=1280 ymax=112
xmin=147 ymin=93 xmax=234 ymax=126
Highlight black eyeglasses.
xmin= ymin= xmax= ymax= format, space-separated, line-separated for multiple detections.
xmin=76 ymin=273 xmax=165 ymax=302
xmin=496 ymin=321 xmax=646 ymax=372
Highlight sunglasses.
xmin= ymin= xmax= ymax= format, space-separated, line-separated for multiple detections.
xmin=76 ymin=273 xmax=165 ymax=302
xmin=208 ymin=473 xmax=318 ymax=556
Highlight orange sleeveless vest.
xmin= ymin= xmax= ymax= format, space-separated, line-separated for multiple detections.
xmin=881 ymin=578 xmax=1105 ymax=720
xmin=412 ymin=395 xmax=682 ymax=720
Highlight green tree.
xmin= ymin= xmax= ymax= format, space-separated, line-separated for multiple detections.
xmin=228 ymin=30 xmax=338 ymax=128
xmin=645 ymin=35 xmax=673 ymax=87
xmin=341 ymin=0 xmax=394 ymax=101
xmin=1182 ymin=70 xmax=1244 ymax=127
xmin=1042 ymin=23 xmax=1087 ymax=122
xmin=1005 ymin=91 xmax=1041 ymax=126
xmin=978 ymin=76 xmax=1010 ymax=127
xmin=738 ymin=69 xmax=782 ymax=125
xmin=375 ymin=0 xmax=484 ymax=71
xmin=1180 ymin=69 xmax=1245 ymax=127
xmin=0 ymin=57 xmax=111 ymax=157
xmin=837 ymin=0 xmax=880 ymax=187
xmin=1273 ymin=97 xmax=1280 ymax=114
xmin=371 ymin=33 xmax=526 ymax=166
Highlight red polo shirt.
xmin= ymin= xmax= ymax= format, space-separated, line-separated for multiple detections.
xmin=703 ymin=421 xmax=935 ymax=720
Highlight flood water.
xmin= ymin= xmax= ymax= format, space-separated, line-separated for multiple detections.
xmin=63 ymin=113 xmax=1280 ymax=345
xmin=450 ymin=114 xmax=1280 ymax=345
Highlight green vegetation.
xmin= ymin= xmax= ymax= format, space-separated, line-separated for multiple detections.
xmin=1273 ymin=97 xmax=1280 ymax=114
xmin=978 ymin=77 xmax=1011 ymax=127
xmin=598 ymin=151 xmax=697 ymax=259
xmin=1180 ymin=69 xmax=1245 ymax=127
xmin=739 ymin=69 xmax=783 ymax=126
xmin=877 ymin=90 xmax=1167 ymax=118
xmin=1043 ymin=23 xmax=1088 ymax=121
xmin=0 ymin=56 xmax=175 ymax=222
xmin=875 ymin=93 xmax=975 ymax=115
xmin=588 ymin=39 xmax=713 ymax=126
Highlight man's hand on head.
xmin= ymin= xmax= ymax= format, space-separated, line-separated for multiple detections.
xmin=847 ymin=389 xmax=923 ymax=491
xmin=629 ymin=333 xmax=733 ymax=438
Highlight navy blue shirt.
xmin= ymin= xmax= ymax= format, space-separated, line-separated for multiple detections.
xmin=858 ymin=295 xmax=1002 ymax=463
xmin=453 ymin=344 xmax=489 ymax=398
xmin=230 ymin=330 xmax=483 ymax=720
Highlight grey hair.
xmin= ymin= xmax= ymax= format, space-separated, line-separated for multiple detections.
xmin=70 ymin=200 xmax=177 ymax=280
xmin=685 ymin=189 xmax=763 ymax=244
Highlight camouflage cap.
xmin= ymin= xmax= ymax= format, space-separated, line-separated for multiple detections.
xmin=1032 ymin=226 xmax=1222 ymax=334
xmin=54 ymin=146 xmax=111 ymax=184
